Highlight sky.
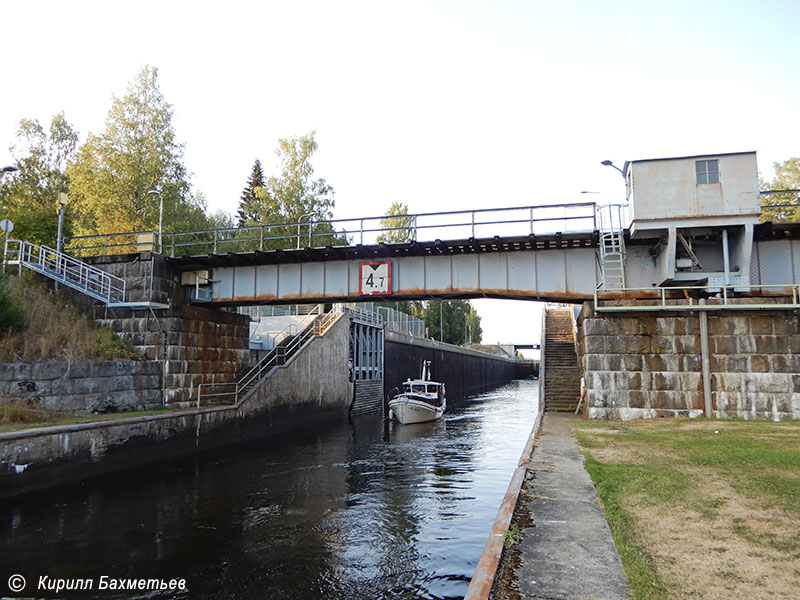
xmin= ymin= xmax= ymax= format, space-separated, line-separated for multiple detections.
xmin=2 ymin=0 xmax=799 ymax=345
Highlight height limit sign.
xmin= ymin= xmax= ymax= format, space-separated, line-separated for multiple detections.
xmin=359 ymin=261 xmax=391 ymax=296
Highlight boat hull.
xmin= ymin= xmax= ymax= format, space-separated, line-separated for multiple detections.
xmin=388 ymin=397 xmax=445 ymax=425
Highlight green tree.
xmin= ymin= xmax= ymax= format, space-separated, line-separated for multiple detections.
xmin=760 ymin=157 xmax=800 ymax=223
xmin=66 ymin=66 xmax=197 ymax=238
xmin=236 ymin=159 xmax=266 ymax=226
xmin=377 ymin=201 xmax=415 ymax=243
xmin=422 ymin=299 xmax=482 ymax=345
xmin=0 ymin=113 xmax=78 ymax=244
xmin=240 ymin=131 xmax=345 ymax=249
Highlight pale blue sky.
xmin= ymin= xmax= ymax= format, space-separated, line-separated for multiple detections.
xmin=2 ymin=0 xmax=799 ymax=343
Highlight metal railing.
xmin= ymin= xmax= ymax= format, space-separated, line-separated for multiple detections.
xmin=248 ymin=304 xmax=324 ymax=350
xmin=62 ymin=203 xmax=599 ymax=257
xmin=197 ymin=307 xmax=342 ymax=406
xmin=7 ymin=240 xmax=127 ymax=305
xmin=594 ymin=284 xmax=800 ymax=312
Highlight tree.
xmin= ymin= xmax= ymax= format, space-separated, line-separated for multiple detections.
xmin=422 ymin=299 xmax=482 ymax=345
xmin=377 ymin=201 xmax=415 ymax=243
xmin=66 ymin=66 xmax=196 ymax=237
xmin=0 ymin=113 xmax=78 ymax=244
xmin=239 ymin=131 xmax=345 ymax=249
xmin=760 ymin=157 xmax=800 ymax=223
xmin=236 ymin=159 xmax=266 ymax=226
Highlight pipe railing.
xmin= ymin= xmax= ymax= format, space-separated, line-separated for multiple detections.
xmin=62 ymin=203 xmax=599 ymax=257
xmin=594 ymin=283 xmax=800 ymax=312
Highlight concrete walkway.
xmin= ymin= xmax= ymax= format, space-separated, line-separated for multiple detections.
xmin=502 ymin=412 xmax=629 ymax=600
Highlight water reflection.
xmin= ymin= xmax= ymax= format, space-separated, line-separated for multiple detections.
xmin=1 ymin=378 xmax=538 ymax=599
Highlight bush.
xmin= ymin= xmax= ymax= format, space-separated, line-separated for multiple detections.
xmin=0 ymin=274 xmax=25 ymax=334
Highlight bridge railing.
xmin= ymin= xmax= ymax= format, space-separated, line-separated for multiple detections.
xmin=60 ymin=203 xmax=599 ymax=257
xmin=594 ymin=283 xmax=800 ymax=312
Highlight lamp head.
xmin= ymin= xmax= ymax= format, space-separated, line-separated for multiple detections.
xmin=600 ymin=160 xmax=613 ymax=166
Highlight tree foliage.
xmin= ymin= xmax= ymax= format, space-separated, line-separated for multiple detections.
xmin=422 ymin=299 xmax=482 ymax=345
xmin=377 ymin=201 xmax=415 ymax=243
xmin=66 ymin=66 xmax=205 ymax=237
xmin=760 ymin=157 xmax=800 ymax=223
xmin=238 ymin=132 xmax=345 ymax=249
xmin=0 ymin=113 xmax=78 ymax=244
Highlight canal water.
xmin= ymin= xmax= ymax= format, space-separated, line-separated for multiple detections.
xmin=1 ymin=378 xmax=538 ymax=599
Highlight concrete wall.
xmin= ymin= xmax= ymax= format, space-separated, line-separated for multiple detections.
xmin=577 ymin=302 xmax=800 ymax=420
xmin=0 ymin=361 xmax=162 ymax=413
xmin=384 ymin=331 xmax=517 ymax=406
xmin=0 ymin=314 xmax=352 ymax=499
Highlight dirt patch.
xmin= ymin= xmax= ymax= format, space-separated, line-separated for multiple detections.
xmin=631 ymin=474 xmax=799 ymax=600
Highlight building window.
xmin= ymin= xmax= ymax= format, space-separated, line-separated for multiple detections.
xmin=696 ymin=159 xmax=719 ymax=184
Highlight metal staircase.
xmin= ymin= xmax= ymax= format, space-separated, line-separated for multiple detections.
xmin=197 ymin=308 xmax=342 ymax=406
xmin=8 ymin=240 xmax=127 ymax=305
xmin=6 ymin=240 xmax=165 ymax=309
xmin=597 ymin=204 xmax=627 ymax=290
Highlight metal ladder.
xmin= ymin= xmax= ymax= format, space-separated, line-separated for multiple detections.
xmin=597 ymin=204 xmax=627 ymax=290
xmin=7 ymin=240 xmax=128 ymax=305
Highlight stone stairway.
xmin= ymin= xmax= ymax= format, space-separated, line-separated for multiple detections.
xmin=543 ymin=307 xmax=580 ymax=412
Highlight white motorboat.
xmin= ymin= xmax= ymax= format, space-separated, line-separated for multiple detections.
xmin=388 ymin=360 xmax=446 ymax=425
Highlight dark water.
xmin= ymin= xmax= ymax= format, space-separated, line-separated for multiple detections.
xmin=1 ymin=378 xmax=539 ymax=599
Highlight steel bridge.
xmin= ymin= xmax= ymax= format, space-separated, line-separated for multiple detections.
xmin=49 ymin=200 xmax=800 ymax=309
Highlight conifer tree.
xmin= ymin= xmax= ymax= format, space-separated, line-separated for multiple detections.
xmin=237 ymin=159 xmax=266 ymax=225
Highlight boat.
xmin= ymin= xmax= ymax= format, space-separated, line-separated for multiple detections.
xmin=388 ymin=360 xmax=446 ymax=425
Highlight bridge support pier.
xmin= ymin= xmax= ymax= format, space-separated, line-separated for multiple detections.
xmin=577 ymin=300 xmax=800 ymax=421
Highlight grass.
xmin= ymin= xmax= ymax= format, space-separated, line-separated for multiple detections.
xmin=0 ymin=404 xmax=185 ymax=434
xmin=0 ymin=273 xmax=141 ymax=362
xmin=572 ymin=419 xmax=800 ymax=600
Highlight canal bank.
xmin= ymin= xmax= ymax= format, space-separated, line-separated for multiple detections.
xmin=488 ymin=413 xmax=628 ymax=600
xmin=1 ymin=378 xmax=539 ymax=600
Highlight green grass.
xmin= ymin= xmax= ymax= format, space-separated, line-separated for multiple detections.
xmin=581 ymin=456 xmax=672 ymax=600
xmin=0 ymin=405 xmax=186 ymax=434
xmin=572 ymin=419 xmax=800 ymax=600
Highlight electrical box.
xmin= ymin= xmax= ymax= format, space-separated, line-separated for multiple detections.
xmin=181 ymin=270 xmax=210 ymax=286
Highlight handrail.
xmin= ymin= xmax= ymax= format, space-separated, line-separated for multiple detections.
xmin=62 ymin=203 xmax=599 ymax=257
xmin=594 ymin=283 xmax=800 ymax=312
xmin=7 ymin=240 xmax=127 ymax=305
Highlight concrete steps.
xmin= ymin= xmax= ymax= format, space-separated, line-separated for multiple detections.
xmin=543 ymin=309 xmax=580 ymax=411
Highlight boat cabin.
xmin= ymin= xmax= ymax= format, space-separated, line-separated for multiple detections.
xmin=402 ymin=379 xmax=445 ymax=405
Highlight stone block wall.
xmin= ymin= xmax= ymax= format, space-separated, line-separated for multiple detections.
xmin=577 ymin=302 xmax=800 ymax=420
xmin=82 ymin=252 xmax=177 ymax=305
xmin=0 ymin=361 xmax=162 ymax=414
xmin=98 ymin=303 xmax=252 ymax=404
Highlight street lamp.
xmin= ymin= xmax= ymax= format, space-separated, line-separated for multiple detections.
xmin=601 ymin=160 xmax=629 ymax=202
xmin=1 ymin=165 xmax=18 ymax=174
xmin=147 ymin=189 xmax=163 ymax=254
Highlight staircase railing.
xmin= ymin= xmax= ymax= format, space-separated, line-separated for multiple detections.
xmin=6 ymin=240 xmax=127 ymax=305
xmin=197 ymin=307 xmax=342 ymax=406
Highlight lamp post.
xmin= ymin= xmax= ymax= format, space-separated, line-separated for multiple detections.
xmin=601 ymin=159 xmax=629 ymax=200
xmin=147 ymin=190 xmax=162 ymax=253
